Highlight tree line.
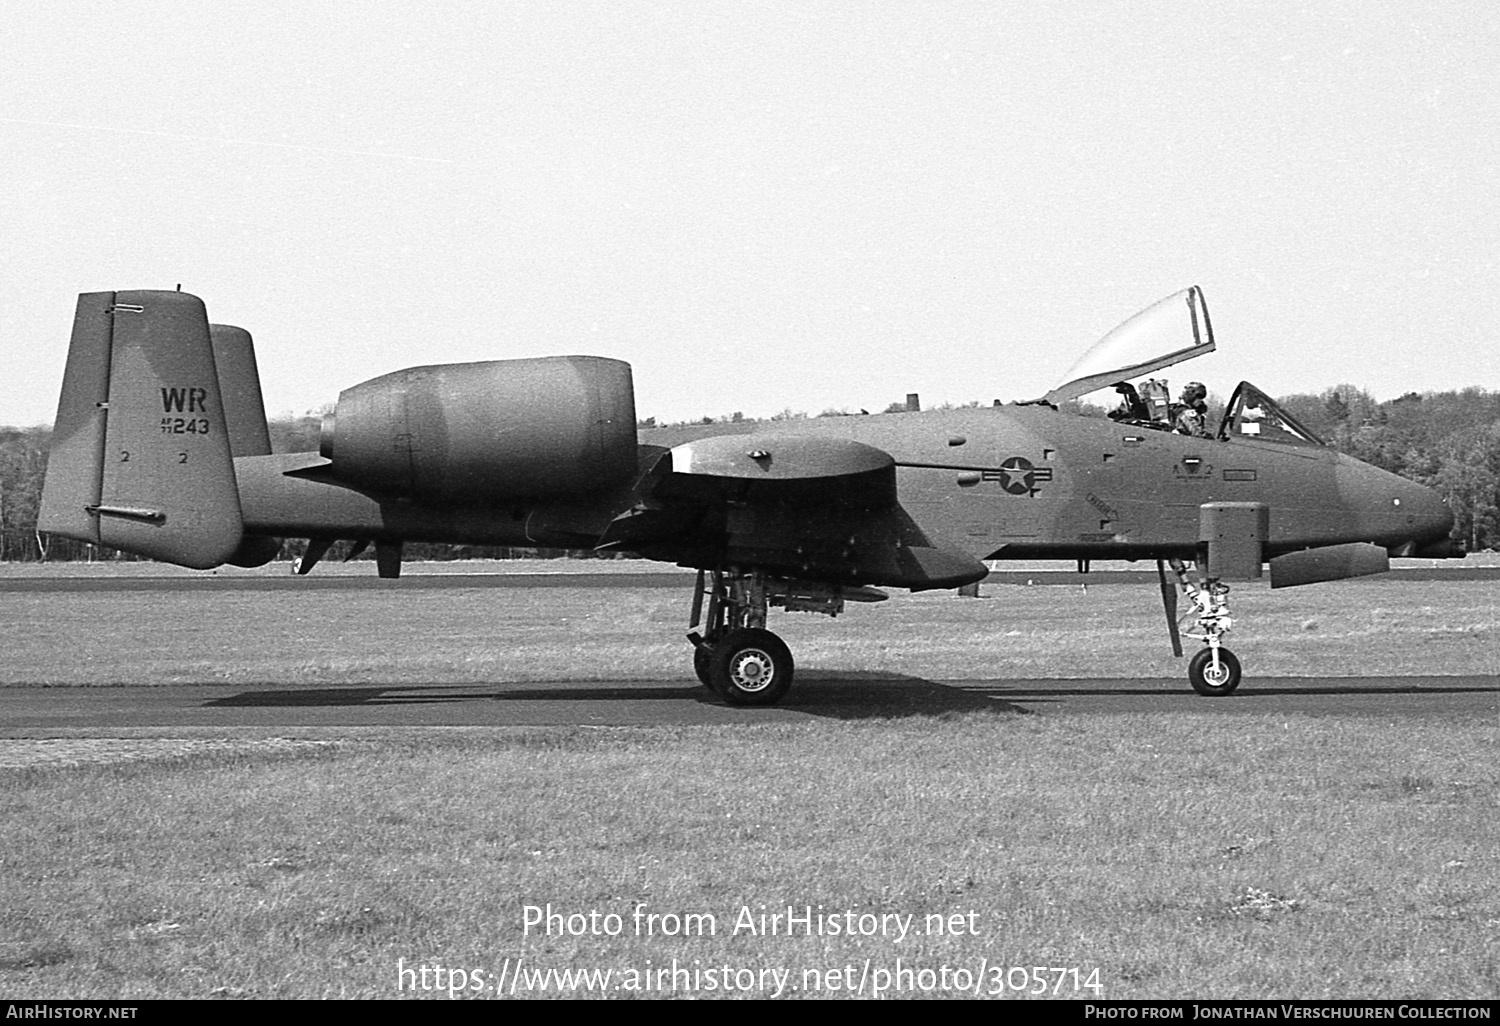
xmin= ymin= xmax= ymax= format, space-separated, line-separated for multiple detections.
xmin=3 ymin=387 xmax=1498 ymax=561
xmin=0 ymin=415 xmax=591 ymax=564
xmin=1277 ymin=386 xmax=1500 ymax=554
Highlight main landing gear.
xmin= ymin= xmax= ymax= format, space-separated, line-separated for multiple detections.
xmin=687 ymin=569 xmax=794 ymax=706
xmin=1160 ymin=558 xmax=1242 ymax=696
xmin=685 ymin=568 xmax=852 ymax=706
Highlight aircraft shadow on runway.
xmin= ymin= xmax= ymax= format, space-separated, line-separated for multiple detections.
xmin=199 ymin=674 xmax=1500 ymax=721
xmin=203 ymin=671 xmax=1029 ymax=720
xmin=960 ymin=677 xmax=1500 ymax=698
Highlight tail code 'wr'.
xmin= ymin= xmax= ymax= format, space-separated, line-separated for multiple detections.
xmin=161 ymin=387 xmax=208 ymax=413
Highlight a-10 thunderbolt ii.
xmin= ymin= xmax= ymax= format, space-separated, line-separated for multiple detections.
xmin=39 ymin=286 xmax=1458 ymax=704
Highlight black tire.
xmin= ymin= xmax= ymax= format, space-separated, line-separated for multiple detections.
xmin=1188 ymin=647 xmax=1241 ymax=697
xmin=709 ymin=628 xmax=794 ymax=706
xmin=693 ymin=644 xmax=714 ymax=689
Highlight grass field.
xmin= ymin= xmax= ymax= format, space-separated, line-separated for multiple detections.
xmin=1 ymin=573 xmax=1497 ymax=685
xmin=1 ymin=567 xmax=1497 ymax=1000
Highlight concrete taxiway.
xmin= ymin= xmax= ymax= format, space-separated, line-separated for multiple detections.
xmin=1 ymin=674 xmax=1494 ymax=733
xmin=3 ymin=565 xmax=1493 ymax=734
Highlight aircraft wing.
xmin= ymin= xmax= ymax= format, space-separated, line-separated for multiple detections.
xmin=598 ymin=433 xmax=986 ymax=591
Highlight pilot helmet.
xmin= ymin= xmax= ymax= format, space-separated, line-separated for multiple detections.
xmin=1182 ymin=381 xmax=1206 ymax=402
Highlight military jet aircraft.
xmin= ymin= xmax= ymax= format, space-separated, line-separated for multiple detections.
xmin=39 ymin=287 xmax=1458 ymax=704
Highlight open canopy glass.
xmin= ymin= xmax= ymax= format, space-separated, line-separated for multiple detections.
xmin=1041 ymin=286 xmax=1215 ymax=405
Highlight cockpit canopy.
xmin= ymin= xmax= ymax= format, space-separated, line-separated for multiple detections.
xmin=1039 ymin=286 xmax=1329 ymax=449
xmin=1217 ymin=382 xmax=1326 ymax=446
xmin=1041 ymin=286 xmax=1215 ymax=406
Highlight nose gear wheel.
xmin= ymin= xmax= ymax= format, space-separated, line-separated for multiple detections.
xmin=1188 ymin=647 xmax=1241 ymax=697
xmin=1165 ymin=558 xmax=1243 ymax=697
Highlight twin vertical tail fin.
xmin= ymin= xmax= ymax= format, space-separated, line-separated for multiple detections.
xmin=39 ymin=291 xmax=245 ymax=569
xmin=210 ymin=323 xmax=273 ymax=459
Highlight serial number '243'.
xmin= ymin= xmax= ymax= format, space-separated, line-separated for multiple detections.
xmin=160 ymin=417 xmax=210 ymax=435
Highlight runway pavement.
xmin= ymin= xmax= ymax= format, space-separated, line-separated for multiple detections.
xmin=3 ymin=566 xmax=1494 ymax=735
xmin=1 ymin=673 xmax=1495 ymax=733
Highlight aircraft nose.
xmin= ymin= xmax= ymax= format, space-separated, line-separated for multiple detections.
xmin=1335 ymin=453 xmax=1454 ymax=552
xmin=1396 ymin=479 xmax=1456 ymax=553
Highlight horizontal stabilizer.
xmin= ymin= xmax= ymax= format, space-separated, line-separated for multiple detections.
xmin=1269 ymin=542 xmax=1390 ymax=589
xmin=39 ymin=291 xmax=244 ymax=568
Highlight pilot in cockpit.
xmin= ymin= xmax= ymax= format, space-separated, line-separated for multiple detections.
xmin=1108 ymin=379 xmax=1213 ymax=438
xmin=1173 ymin=382 xmax=1210 ymax=437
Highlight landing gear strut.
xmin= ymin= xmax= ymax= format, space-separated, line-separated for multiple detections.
xmin=686 ymin=569 xmax=796 ymax=706
xmin=1162 ymin=558 xmax=1242 ymax=696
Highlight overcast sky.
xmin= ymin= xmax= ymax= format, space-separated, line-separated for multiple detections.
xmin=3 ymin=1 xmax=1496 ymax=428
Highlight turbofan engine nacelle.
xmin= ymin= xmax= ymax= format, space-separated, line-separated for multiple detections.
xmin=320 ymin=357 xmax=638 ymax=502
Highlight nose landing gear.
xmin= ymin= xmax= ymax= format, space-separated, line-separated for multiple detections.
xmin=1188 ymin=646 xmax=1242 ymax=697
xmin=1161 ymin=558 xmax=1242 ymax=696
